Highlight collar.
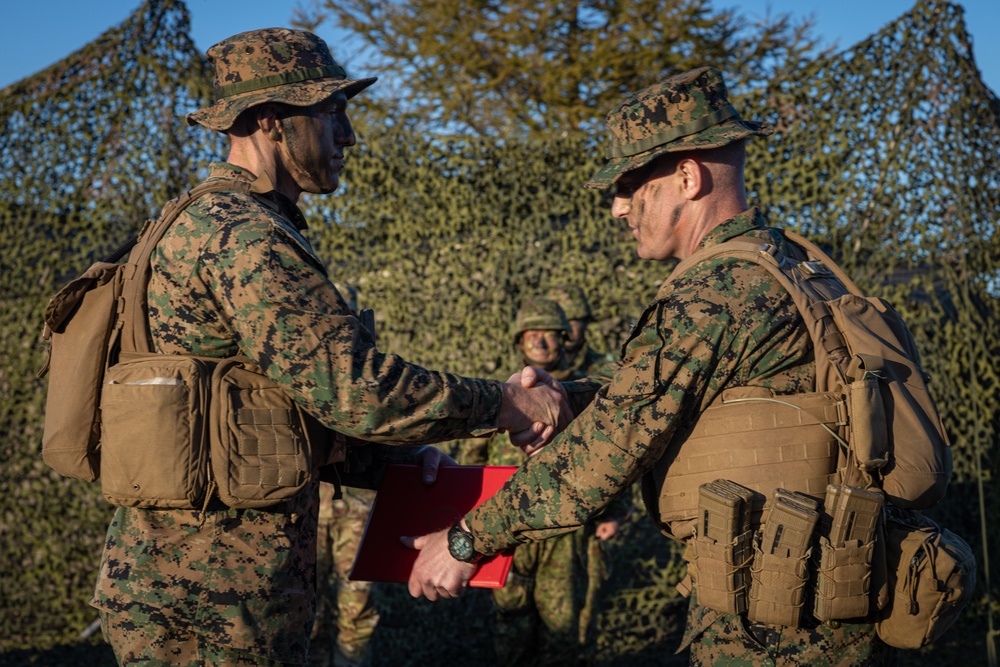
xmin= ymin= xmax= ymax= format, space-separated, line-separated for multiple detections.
xmin=696 ymin=207 xmax=768 ymax=251
xmin=205 ymin=162 xmax=310 ymax=231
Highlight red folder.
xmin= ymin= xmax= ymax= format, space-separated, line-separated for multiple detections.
xmin=349 ymin=464 xmax=518 ymax=588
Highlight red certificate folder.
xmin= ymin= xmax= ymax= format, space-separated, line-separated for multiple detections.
xmin=349 ymin=464 xmax=518 ymax=588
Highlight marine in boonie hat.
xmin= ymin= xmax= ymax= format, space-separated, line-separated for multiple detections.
xmin=586 ymin=67 xmax=772 ymax=190
xmin=188 ymin=28 xmax=377 ymax=132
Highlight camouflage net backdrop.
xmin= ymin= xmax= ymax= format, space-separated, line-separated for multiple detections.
xmin=1 ymin=0 xmax=997 ymax=664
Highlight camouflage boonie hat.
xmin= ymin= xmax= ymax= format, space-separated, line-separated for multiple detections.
xmin=332 ymin=282 xmax=358 ymax=313
xmin=586 ymin=67 xmax=772 ymax=189
xmin=187 ymin=28 xmax=377 ymax=131
xmin=545 ymin=283 xmax=592 ymax=321
xmin=512 ymin=298 xmax=570 ymax=344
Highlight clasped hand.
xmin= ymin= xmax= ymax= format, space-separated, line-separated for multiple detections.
xmin=402 ymin=366 xmax=573 ymax=601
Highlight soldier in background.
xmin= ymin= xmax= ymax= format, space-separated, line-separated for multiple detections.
xmin=312 ymin=283 xmax=379 ymax=667
xmin=489 ymin=298 xmax=630 ymax=666
xmin=545 ymin=284 xmax=617 ymax=382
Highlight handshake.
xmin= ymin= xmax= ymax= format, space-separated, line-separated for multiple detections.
xmin=400 ymin=365 xmax=579 ymax=601
xmin=497 ymin=366 xmax=575 ymax=455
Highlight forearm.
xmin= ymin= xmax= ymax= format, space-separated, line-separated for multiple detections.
xmin=465 ymin=395 xmax=652 ymax=555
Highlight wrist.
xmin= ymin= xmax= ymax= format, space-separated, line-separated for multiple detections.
xmin=447 ymin=519 xmax=482 ymax=563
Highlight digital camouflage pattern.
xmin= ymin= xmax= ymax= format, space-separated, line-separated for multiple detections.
xmin=466 ymin=209 xmax=890 ymax=663
xmin=586 ymin=67 xmax=772 ymax=189
xmin=312 ymin=484 xmax=378 ymax=667
xmin=187 ymin=28 xmax=377 ymax=132
xmin=561 ymin=344 xmax=618 ymax=384
xmin=487 ymin=329 xmax=630 ymax=666
xmin=545 ymin=283 xmax=619 ymax=382
xmin=511 ymin=297 xmax=570 ymax=344
xmin=684 ymin=598 xmax=897 ymax=666
xmin=92 ymin=162 xmax=505 ymax=664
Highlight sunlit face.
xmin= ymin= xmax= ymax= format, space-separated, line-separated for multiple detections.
xmin=611 ymin=158 xmax=687 ymax=261
xmin=278 ymin=92 xmax=356 ymax=195
xmin=518 ymin=329 xmax=564 ymax=370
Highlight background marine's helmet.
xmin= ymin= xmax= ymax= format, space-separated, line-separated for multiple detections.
xmin=511 ymin=298 xmax=571 ymax=345
xmin=546 ymin=283 xmax=593 ymax=322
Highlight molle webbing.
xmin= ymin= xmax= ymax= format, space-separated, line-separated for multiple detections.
xmin=645 ymin=388 xmax=846 ymax=541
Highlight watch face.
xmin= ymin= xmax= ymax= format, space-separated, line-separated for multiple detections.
xmin=448 ymin=526 xmax=475 ymax=562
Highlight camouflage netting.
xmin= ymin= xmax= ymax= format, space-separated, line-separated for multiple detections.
xmin=1 ymin=0 xmax=997 ymax=664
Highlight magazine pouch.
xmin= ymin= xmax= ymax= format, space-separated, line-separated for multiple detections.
xmin=688 ymin=529 xmax=754 ymax=615
xmin=814 ymin=536 xmax=875 ymax=621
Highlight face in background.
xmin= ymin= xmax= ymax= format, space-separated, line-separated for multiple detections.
xmin=278 ymin=92 xmax=356 ymax=195
xmin=518 ymin=329 xmax=564 ymax=371
xmin=566 ymin=319 xmax=587 ymax=356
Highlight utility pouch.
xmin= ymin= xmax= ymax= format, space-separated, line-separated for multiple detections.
xmin=99 ymin=353 xmax=211 ymax=508
xmin=846 ymin=356 xmax=889 ymax=473
xmin=210 ymin=361 xmax=312 ymax=509
xmin=875 ymin=507 xmax=976 ymax=649
xmin=748 ymin=496 xmax=819 ymax=626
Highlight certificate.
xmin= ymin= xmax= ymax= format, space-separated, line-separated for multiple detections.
xmin=349 ymin=463 xmax=518 ymax=588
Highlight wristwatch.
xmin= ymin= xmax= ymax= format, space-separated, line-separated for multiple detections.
xmin=447 ymin=521 xmax=482 ymax=563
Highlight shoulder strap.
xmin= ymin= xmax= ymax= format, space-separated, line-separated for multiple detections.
xmin=781 ymin=230 xmax=862 ymax=296
xmin=119 ymin=179 xmax=253 ymax=354
xmin=665 ymin=233 xmax=856 ymax=393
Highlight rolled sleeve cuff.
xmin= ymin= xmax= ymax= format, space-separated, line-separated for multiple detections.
xmin=467 ymin=379 xmax=504 ymax=437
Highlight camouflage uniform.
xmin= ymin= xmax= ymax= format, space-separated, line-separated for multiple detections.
xmin=463 ymin=69 xmax=891 ymax=666
xmin=490 ymin=299 xmax=630 ymax=667
xmin=312 ymin=283 xmax=378 ymax=667
xmin=313 ymin=484 xmax=378 ymax=667
xmin=92 ymin=30 xmax=504 ymax=666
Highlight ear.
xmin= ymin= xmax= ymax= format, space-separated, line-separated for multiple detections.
xmin=676 ymin=157 xmax=703 ymax=201
xmin=255 ymin=105 xmax=282 ymax=142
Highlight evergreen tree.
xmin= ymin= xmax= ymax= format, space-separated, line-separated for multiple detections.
xmin=295 ymin=0 xmax=826 ymax=137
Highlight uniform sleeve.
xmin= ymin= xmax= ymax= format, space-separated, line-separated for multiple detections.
xmin=202 ymin=214 xmax=502 ymax=444
xmin=467 ymin=285 xmax=742 ymax=555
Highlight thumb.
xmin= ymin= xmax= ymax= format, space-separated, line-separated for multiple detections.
xmin=400 ymin=534 xmax=425 ymax=550
xmin=520 ymin=365 xmax=539 ymax=388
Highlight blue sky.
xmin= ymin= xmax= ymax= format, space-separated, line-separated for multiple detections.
xmin=1 ymin=1 xmax=997 ymax=95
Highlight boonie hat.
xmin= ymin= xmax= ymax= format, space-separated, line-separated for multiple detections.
xmin=587 ymin=67 xmax=772 ymax=189
xmin=512 ymin=298 xmax=571 ymax=345
xmin=188 ymin=28 xmax=377 ymax=132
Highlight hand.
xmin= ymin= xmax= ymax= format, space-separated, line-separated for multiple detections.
xmin=413 ymin=446 xmax=456 ymax=485
xmin=401 ymin=525 xmax=475 ymax=600
xmin=501 ymin=366 xmax=573 ymax=450
xmin=595 ymin=519 xmax=620 ymax=541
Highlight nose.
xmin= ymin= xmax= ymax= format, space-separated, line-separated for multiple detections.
xmin=611 ymin=195 xmax=632 ymax=218
xmin=337 ymin=112 xmax=356 ymax=147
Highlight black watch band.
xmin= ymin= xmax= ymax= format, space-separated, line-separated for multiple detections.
xmin=447 ymin=521 xmax=482 ymax=563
